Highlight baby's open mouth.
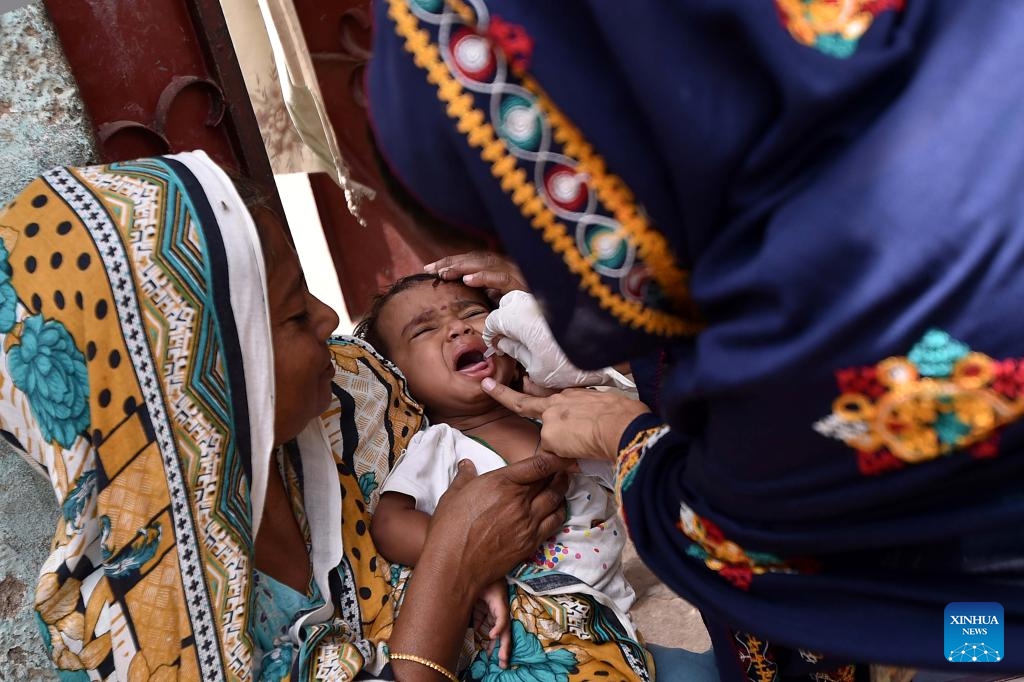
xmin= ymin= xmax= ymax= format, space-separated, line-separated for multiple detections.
xmin=455 ymin=349 xmax=487 ymax=372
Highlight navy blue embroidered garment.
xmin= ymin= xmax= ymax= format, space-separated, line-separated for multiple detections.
xmin=367 ymin=0 xmax=1024 ymax=674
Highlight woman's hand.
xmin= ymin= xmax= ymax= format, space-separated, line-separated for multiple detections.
xmin=480 ymin=379 xmax=650 ymax=461
xmin=483 ymin=291 xmax=635 ymax=391
xmin=424 ymin=251 xmax=527 ymax=301
xmin=426 ymin=454 xmax=571 ymax=587
xmin=388 ymin=454 xmax=571 ymax=674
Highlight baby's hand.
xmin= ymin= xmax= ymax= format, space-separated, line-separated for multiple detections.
xmin=473 ymin=579 xmax=512 ymax=669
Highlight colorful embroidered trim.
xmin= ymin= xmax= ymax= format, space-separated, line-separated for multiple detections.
xmin=812 ymin=666 xmax=858 ymax=682
xmin=679 ymin=503 xmax=808 ymax=591
xmin=614 ymin=425 xmax=669 ymax=506
xmin=775 ymin=0 xmax=904 ymax=58
xmin=814 ymin=329 xmax=1024 ymax=475
xmin=732 ymin=635 xmax=857 ymax=682
xmin=447 ymin=0 xmax=691 ymax=316
xmin=734 ymin=631 xmax=779 ymax=682
xmin=389 ymin=0 xmax=701 ymax=337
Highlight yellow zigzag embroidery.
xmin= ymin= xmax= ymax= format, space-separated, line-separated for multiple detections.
xmin=444 ymin=0 xmax=689 ymax=307
xmin=388 ymin=0 xmax=701 ymax=337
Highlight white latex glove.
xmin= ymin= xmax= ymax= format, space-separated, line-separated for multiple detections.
xmin=483 ymin=291 xmax=635 ymax=391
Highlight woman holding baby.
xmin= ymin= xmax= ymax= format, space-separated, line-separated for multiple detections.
xmin=0 ymin=153 xmax=575 ymax=682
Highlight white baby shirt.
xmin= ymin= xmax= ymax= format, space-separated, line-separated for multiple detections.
xmin=380 ymin=423 xmax=636 ymax=618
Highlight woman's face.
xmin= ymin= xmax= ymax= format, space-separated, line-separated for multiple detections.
xmin=259 ymin=212 xmax=340 ymax=445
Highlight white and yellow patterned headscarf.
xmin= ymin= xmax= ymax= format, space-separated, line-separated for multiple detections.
xmin=0 ymin=152 xmax=423 ymax=681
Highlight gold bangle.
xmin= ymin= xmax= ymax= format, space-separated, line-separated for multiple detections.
xmin=389 ymin=652 xmax=459 ymax=682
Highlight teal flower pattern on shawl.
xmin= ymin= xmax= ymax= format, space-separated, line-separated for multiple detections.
xmin=61 ymin=469 xmax=97 ymax=531
xmin=470 ymin=620 xmax=578 ymax=682
xmin=358 ymin=471 xmax=378 ymax=504
xmin=99 ymin=516 xmax=162 ymax=578
xmin=258 ymin=647 xmax=293 ymax=682
xmin=0 ymin=241 xmax=17 ymax=333
xmin=8 ymin=315 xmax=90 ymax=448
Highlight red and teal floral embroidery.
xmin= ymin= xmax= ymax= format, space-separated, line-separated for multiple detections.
xmin=484 ymin=15 xmax=533 ymax=71
xmin=775 ymin=0 xmax=904 ymax=59
xmin=678 ymin=503 xmax=808 ymax=591
xmin=815 ymin=329 xmax=1024 ymax=475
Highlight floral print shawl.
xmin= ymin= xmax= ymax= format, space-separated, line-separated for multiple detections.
xmin=0 ymin=153 xmax=421 ymax=681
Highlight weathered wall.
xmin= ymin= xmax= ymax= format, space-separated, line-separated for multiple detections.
xmin=0 ymin=2 xmax=98 ymax=203
xmin=0 ymin=445 xmax=57 ymax=680
xmin=0 ymin=2 xmax=97 ymax=677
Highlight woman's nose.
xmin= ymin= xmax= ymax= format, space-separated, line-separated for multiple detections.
xmin=312 ymin=295 xmax=340 ymax=340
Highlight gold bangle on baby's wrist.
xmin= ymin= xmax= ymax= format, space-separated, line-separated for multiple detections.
xmin=389 ymin=652 xmax=459 ymax=681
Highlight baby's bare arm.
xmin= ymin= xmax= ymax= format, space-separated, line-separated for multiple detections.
xmin=370 ymin=492 xmax=432 ymax=567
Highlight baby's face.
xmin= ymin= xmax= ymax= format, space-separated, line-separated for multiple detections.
xmin=376 ymin=281 xmax=517 ymax=419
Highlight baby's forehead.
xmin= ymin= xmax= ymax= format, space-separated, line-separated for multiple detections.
xmin=391 ymin=280 xmax=487 ymax=310
xmin=378 ymin=280 xmax=489 ymax=337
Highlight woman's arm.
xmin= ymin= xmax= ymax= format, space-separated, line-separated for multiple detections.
xmin=480 ymin=378 xmax=650 ymax=461
xmin=370 ymin=492 xmax=430 ymax=567
xmin=388 ymin=456 xmax=570 ymax=678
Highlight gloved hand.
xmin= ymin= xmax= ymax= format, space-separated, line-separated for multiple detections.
xmin=483 ymin=291 xmax=634 ymax=391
